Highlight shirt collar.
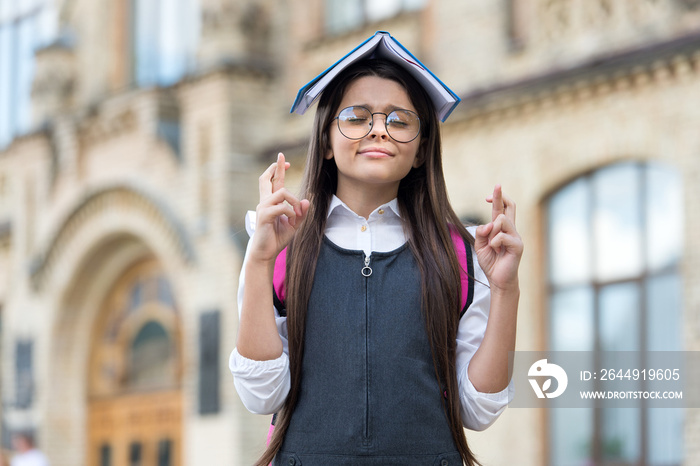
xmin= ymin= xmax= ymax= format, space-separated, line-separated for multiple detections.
xmin=327 ymin=195 xmax=401 ymax=219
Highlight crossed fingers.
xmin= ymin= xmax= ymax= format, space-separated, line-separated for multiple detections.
xmin=487 ymin=184 xmax=516 ymax=225
xmin=259 ymin=153 xmax=291 ymax=198
xmin=258 ymin=153 xmax=304 ymax=226
xmin=481 ymin=184 xmax=522 ymax=255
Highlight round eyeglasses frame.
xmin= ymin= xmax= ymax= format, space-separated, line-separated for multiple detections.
xmin=332 ymin=106 xmax=421 ymax=143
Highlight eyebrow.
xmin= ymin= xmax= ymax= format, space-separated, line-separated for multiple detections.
xmin=352 ymin=104 xmax=414 ymax=113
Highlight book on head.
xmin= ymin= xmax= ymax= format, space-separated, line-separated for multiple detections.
xmin=290 ymin=31 xmax=461 ymax=122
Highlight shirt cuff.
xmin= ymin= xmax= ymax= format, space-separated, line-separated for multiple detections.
xmin=244 ymin=211 xmax=256 ymax=237
xmin=229 ymin=348 xmax=290 ymax=415
xmin=459 ymin=360 xmax=515 ymax=431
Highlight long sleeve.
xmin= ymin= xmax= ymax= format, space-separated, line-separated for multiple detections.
xmin=229 ymin=220 xmax=291 ymax=415
xmin=455 ymin=227 xmax=514 ymax=431
xmin=229 ymin=348 xmax=290 ymax=414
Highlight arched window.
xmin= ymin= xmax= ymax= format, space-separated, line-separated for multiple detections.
xmin=546 ymin=161 xmax=683 ymax=465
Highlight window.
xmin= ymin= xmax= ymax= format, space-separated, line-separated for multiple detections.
xmin=15 ymin=340 xmax=34 ymax=409
xmin=132 ymin=0 xmax=200 ymax=86
xmin=0 ymin=0 xmax=56 ymax=148
xmin=99 ymin=443 xmax=112 ymax=466
xmin=129 ymin=442 xmax=142 ymax=466
xmin=157 ymin=439 xmax=172 ymax=466
xmin=547 ymin=162 xmax=683 ymax=465
xmin=128 ymin=321 xmax=174 ymax=388
xmin=325 ymin=0 xmax=425 ymax=35
xmin=198 ymin=310 xmax=220 ymax=415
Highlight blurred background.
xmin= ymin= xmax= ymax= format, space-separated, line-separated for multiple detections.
xmin=0 ymin=0 xmax=699 ymax=464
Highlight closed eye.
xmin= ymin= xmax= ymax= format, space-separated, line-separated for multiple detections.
xmin=387 ymin=120 xmax=408 ymax=128
xmin=342 ymin=117 xmax=369 ymax=125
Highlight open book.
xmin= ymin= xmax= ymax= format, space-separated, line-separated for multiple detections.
xmin=290 ymin=31 xmax=461 ymax=122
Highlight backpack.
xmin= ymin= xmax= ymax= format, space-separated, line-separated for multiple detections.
xmin=266 ymin=227 xmax=475 ymax=446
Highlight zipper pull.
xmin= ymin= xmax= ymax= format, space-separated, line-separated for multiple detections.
xmin=361 ymin=255 xmax=372 ymax=277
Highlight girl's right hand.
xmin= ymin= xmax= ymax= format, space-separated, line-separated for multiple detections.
xmin=249 ymin=153 xmax=310 ymax=263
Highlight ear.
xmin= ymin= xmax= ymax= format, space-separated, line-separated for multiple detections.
xmin=325 ymin=150 xmax=334 ymax=160
xmin=412 ymin=140 xmax=427 ymax=168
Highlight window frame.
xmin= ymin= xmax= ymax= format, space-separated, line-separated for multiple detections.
xmin=545 ymin=161 xmax=684 ymax=465
xmin=131 ymin=0 xmax=200 ymax=87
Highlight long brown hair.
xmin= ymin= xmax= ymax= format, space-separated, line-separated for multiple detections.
xmin=257 ymin=59 xmax=481 ymax=466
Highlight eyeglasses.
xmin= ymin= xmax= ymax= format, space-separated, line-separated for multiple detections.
xmin=333 ymin=106 xmax=421 ymax=143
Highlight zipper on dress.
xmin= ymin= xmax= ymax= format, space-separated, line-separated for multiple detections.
xmin=361 ymin=254 xmax=372 ymax=277
xmin=363 ymin=253 xmax=371 ymax=446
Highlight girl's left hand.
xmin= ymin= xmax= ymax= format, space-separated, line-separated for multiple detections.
xmin=474 ymin=185 xmax=524 ymax=294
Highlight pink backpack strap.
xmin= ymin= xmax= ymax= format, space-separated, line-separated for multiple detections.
xmin=266 ymin=413 xmax=277 ymax=447
xmin=266 ymin=421 xmax=275 ymax=446
xmin=268 ymin=254 xmax=285 ymax=458
xmin=272 ymin=248 xmax=288 ymax=316
xmin=449 ymin=227 xmax=475 ymax=317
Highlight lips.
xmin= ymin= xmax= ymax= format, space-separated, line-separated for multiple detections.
xmin=359 ymin=147 xmax=393 ymax=158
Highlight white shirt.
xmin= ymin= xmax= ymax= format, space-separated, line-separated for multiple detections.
xmin=11 ymin=450 xmax=50 ymax=466
xmin=230 ymin=195 xmax=513 ymax=431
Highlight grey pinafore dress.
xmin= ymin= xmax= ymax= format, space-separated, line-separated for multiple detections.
xmin=273 ymin=238 xmax=462 ymax=466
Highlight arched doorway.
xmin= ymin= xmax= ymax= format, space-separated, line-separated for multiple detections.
xmin=86 ymin=258 xmax=183 ymax=466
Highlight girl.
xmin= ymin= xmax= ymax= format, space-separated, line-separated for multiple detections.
xmin=231 ymin=48 xmax=523 ymax=466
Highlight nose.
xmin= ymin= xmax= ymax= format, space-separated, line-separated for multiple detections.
xmin=367 ymin=113 xmax=389 ymax=139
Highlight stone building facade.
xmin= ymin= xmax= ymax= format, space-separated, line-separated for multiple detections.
xmin=0 ymin=0 xmax=698 ymax=465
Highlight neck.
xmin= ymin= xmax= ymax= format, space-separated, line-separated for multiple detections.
xmin=335 ymin=181 xmax=398 ymax=219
